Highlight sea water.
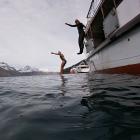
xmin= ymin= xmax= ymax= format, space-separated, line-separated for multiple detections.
xmin=0 ymin=73 xmax=140 ymax=140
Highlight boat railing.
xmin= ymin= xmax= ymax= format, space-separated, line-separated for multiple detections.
xmin=87 ymin=0 xmax=103 ymax=18
xmin=85 ymin=0 xmax=103 ymax=34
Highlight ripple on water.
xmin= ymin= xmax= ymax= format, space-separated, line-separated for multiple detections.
xmin=0 ymin=74 xmax=140 ymax=140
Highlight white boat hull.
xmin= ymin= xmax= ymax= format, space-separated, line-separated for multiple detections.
xmin=87 ymin=26 xmax=140 ymax=74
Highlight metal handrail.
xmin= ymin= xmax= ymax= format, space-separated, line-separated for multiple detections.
xmin=85 ymin=0 xmax=104 ymax=34
xmin=87 ymin=0 xmax=103 ymax=18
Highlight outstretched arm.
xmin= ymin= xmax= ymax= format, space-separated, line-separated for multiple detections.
xmin=51 ymin=52 xmax=59 ymax=55
xmin=65 ymin=23 xmax=77 ymax=27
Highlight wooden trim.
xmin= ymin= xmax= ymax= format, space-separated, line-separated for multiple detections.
xmin=96 ymin=63 xmax=140 ymax=75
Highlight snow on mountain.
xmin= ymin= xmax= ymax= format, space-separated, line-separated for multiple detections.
xmin=18 ymin=65 xmax=40 ymax=73
xmin=0 ymin=62 xmax=17 ymax=71
xmin=0 ymin=62 xmax=48 ymax=77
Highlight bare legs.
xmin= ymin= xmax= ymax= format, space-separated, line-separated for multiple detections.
xmin=60 ymin=60 xmax=67 ymax=74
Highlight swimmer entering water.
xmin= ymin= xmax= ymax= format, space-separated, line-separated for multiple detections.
xmin=51 ymin=51 xmax=67 ymax=74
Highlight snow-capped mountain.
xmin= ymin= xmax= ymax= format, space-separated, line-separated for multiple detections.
xmin=0 ymin=62 xmax=48 ymax=77
xmin=0 ymin=62 xmax=17 ymax=71
xmin=18 ymin=65 xmax=40 ymax=73
xmin=0 ymin=62 xmax=19 ymax=77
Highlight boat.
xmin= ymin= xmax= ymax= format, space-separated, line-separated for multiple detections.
xmin=85 ymin=0 xmax=140 ymax=74
xmin=70 ymin=64 xmax=90 ymax=73
xmin=76 ymin=64 xmax=90 ymax=73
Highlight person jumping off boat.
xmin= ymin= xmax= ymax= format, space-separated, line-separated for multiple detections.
xmin=65 ymin=19 xmax=86 ymax=54
xmin=51 ymin=51 xmax=67 ymax=74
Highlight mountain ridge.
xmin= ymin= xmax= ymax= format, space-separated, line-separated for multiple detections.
xmin=0 ymin=62 xmax=48 ymax=77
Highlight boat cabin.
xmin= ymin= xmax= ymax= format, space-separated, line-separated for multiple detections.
xmin=85 ymin=0 xmax=140 ymax=54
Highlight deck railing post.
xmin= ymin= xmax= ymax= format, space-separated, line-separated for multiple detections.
xmin=113 ymin=0 xmax=117 ymax=8
xmin=101 ymin=6 xmax=105 ymax=19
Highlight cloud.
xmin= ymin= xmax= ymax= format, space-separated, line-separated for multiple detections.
xmin=0 ymin=0 xmax=91 ymax=71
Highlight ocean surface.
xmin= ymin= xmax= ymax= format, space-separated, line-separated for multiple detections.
xmin=0 ymin=73 xmax=140 ymax=140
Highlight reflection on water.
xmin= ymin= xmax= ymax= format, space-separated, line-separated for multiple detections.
xmin=0 ymin=74 xmax=140 ymax=140
xmin=81 ymin=73 xmax=140 ymax=140
xmin=60 ymin=75 xmax=68 ymax=96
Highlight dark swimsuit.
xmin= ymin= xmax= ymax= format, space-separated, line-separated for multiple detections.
xmin=67 ymin=23 xmax=85 ymax=53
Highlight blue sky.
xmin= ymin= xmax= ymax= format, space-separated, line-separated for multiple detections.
xmin=0 ymin=0 xmax=91 ymax=72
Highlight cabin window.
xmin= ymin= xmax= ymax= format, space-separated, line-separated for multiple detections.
xmin=87 ymin=9 xmax=105 ymax=48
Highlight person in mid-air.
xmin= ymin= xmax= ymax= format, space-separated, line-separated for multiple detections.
xmin=65 ymin=19 xmax=86 ymax=54
xmin=51 ymin=51 xmax=67 ymax=74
